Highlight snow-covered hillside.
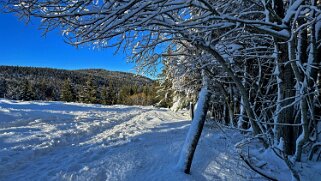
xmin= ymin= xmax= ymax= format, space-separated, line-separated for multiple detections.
xmin=0 ymin=99 xmax=264 ymax=181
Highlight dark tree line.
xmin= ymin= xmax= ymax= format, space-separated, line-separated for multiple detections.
xmin=0 ymin=66 xmax=157 ymax=105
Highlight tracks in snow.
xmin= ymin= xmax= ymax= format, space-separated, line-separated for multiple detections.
xmin=0 ymin=101 xmax=189 ymax=180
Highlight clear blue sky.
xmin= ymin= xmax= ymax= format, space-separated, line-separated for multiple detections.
xmin=0 ymin=13 xmax=137 ymax=73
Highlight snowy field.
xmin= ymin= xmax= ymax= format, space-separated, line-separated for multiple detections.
xmin=0 ymin=99 xmax=266 ymax=181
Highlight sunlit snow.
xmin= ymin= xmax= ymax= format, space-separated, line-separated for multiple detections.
xmin=0 ymin=99 xmax=264 ymax=180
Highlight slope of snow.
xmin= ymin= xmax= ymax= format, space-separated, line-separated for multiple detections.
xmin=0 ymin=99 xmax=264 ymax=180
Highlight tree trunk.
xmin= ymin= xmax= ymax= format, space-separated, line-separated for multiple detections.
xmin=190 ymin=102 xmax=194 ymax=120
xmin=295 ymin=93 xmax=309 ymax=161
xmin=227 ymin=102 xmax=234 ymax=127
xmin=223 ymin=103 xmax=229 ymax=125
xmin=273 ymin=41 xmax=296 ymax=155
xmin=177 ymin=81 xmax=212 ymax=174
xmin=238 ymin=64 xmax=247 ymax=129
xmin=271 ymin=0 xmax=297 ymax=156
xmin=229 ymin=83 xmax=235 ymax=127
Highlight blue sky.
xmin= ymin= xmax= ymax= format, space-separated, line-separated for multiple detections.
xmin=0 ymin=13 xmax=138 ymax=73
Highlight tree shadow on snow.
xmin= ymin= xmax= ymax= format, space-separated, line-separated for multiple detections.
xmin=0 ymin=108 xmax=237 ymax=181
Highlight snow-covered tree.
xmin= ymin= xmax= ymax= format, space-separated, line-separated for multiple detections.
xmin=20 ymin=79 xmax=34 ymax=101
xmin=0 ymin=79 xmax=7 ymax=98
xmin=61 ymin=78 xmax=75 ymax=102
xmin=79 ymin=76 xmax=97 ymax=104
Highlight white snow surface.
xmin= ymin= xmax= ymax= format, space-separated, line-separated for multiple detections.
xmin=0 ymin=99 xmax=265 ymax=181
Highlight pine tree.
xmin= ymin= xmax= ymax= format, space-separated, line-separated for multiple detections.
xmin=100 ymin=85 xmax=108 ymax=105
xmin=20 ymin=79 xmax=34 ymax=101
xmin=61 ymin=79 xmax=75 ymax=102
xmin=79 ymin=76 xmax=97 ymax=104
xmin=155 ymin=60 xmax=174 ymax=108
xmin=107 ymin=81 xmax=116 ymax=105
xmin=44 ymin=85 xmax=54 ymax=101
xmin=0 ymin=79 xmax=7 ymax=98
xmin=118 ymin=86 xmax=129 ymax=104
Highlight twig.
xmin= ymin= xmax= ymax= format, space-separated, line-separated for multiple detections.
xmin=239 ymin=153 xmax=278 ymax=181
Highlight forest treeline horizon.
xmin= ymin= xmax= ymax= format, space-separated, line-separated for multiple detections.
xmin=0 ymin=65 xmax=158 ymax=106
